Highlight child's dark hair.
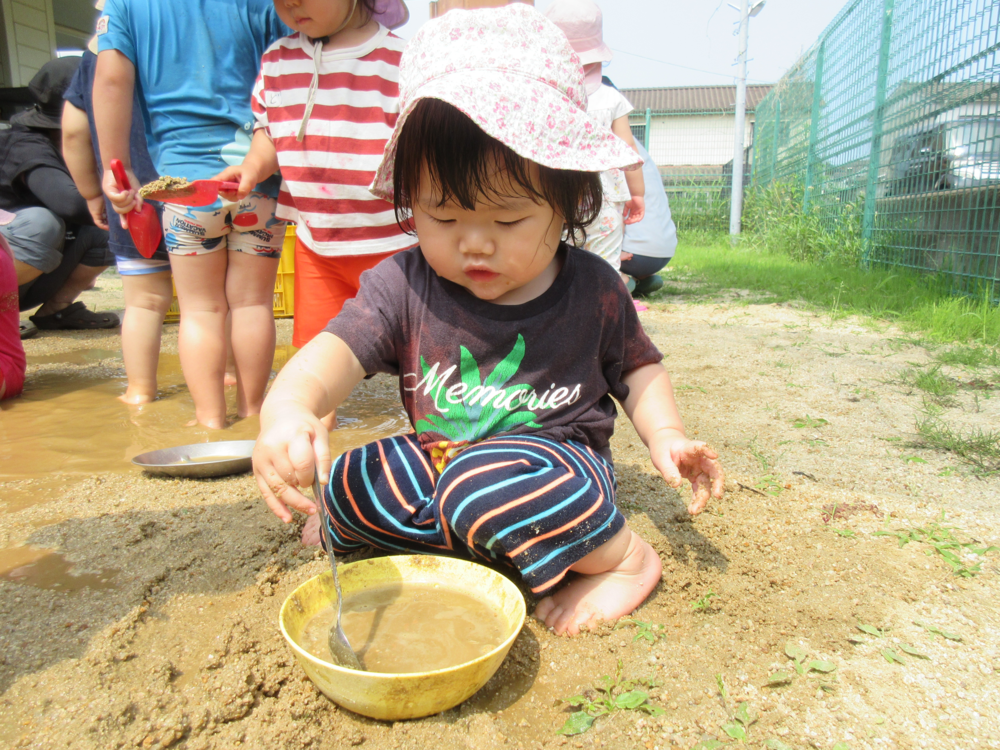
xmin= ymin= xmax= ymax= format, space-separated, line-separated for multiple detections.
xmin=392 ymin=99 xmax=602 ymax=240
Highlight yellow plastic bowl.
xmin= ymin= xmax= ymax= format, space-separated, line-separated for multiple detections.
xmin=279 ymin=554 xmax=526 ymax=720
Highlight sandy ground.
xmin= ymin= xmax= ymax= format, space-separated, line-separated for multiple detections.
xmin=1 ymin=268 xmax=998 ymax=750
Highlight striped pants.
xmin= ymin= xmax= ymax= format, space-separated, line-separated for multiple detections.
xmin=322 ymin=434 xmax=624 ymax=596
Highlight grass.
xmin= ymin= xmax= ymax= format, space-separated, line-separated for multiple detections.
xmin=873 ymin=513 xmax=998 ymax=577
xmin=666 ymin=239 xmax=1000 ymax=348
xmin=914 ymin=415 xmax=1000 ymax=474
xmin=902 ymin=364 xmax=958 ymax=401
xmin=555 ymin=661 xmax=663 ymax=736
xmin=614 ymin=618 xmax=666 ymax=643
xmin=691 ymin=589 xmax=717 ymax=612
xmin=934 ymin=345 xmax=1000 ymax=368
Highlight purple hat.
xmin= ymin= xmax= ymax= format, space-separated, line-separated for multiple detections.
xmin=371 ymin=0 xmax=409 ymax=30
xmin=370 ymin=4 xmax=641 ymax=201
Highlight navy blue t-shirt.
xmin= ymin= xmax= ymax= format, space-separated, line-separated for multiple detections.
xmin=63 ymin=49 xmax=167 ymax=261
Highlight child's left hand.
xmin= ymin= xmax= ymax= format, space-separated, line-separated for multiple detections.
xmin=648 ymin=433 xmax=724 ymax=515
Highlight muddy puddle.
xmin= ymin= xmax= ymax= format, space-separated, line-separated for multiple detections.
xmin=0 ymin=545 xmax=118 ymax=592
xmin=0 ymin=344 xmax=407 ymax=486
xmin=0 ymin=337 xmax=408 ymax=600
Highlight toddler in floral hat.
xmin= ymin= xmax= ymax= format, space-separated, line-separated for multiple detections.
xmin=253 ymin=4 xmax=724 ymax=636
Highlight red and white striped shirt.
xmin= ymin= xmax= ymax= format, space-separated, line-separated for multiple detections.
xmin=252 ymin=26 xmax=415 ymax=257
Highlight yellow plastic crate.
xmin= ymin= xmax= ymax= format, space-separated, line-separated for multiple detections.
xmin=164 ymin=225 xmax=296 ymax=323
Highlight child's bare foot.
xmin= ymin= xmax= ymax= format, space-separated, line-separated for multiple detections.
xmin=301 ymin=513 xmax=322 ymax=546
xmin=533 ymin=530 xmax=662 ymax=636
xmin=118 ymin=389 xmax=156 ymax=405
xmin=186 ymin=415 xmax=227 ymax=430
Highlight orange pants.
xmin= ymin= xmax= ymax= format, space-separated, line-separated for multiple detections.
xmin=292 ymin=237 xmax=399 ymax=348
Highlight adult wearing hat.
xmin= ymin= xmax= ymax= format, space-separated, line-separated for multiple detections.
xmin=0 ymin=56 xmax=117 ymax=335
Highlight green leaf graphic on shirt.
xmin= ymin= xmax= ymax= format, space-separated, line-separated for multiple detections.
xmin=414 ymin=335 xmax=542 ymax=443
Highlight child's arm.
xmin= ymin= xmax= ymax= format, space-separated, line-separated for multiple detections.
xmin=610 ymin=116 xmax=645 ymax=225
xmin=254 ymin=332 xmax=367 ymax=523
xmin=61 ymin=102 xmax=109 ymax=230
xmin=92 ymin=49 xmax=140 ymax=216
xmin=621 ymin=362 xmax=724 ymax=515
xmin=212 ymin=129 xmax=279 ymax=201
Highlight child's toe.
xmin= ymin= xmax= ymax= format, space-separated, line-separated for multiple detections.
xmin=300 ymin=514 xmax=322 ymax=546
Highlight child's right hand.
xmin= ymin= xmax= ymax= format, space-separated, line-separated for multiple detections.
xmin=212 ymin=164 xmax=260 ymax=202
xmin=102 ymin=164 xmax=141 ymax=217
xmin=253 ymin=408 xmax=332 ymax=524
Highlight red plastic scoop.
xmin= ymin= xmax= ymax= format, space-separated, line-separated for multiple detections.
xmin=142 ymin=179 xmax=240 ymax=207
xmin=110 ymin=159 xmax=162 ymax=259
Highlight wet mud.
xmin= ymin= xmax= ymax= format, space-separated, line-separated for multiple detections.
xmin=1 ymin=271 xmax=999 ymax=750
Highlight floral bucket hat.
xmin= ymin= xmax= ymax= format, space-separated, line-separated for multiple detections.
xmin=369 ymin=3 xmax=641 ymax=201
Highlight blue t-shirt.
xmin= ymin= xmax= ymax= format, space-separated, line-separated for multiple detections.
xmin=622 ymin=141 xmax=677 ymax=260
xmin=97 ymin=0 xmax=288 ymax=186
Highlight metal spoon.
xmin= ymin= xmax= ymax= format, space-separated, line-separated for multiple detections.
xmin=312 ymin=472 xmax=365 ymax=671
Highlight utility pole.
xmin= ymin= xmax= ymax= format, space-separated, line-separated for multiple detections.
xmin=729 ymin=0 xmax=764 ymax=239
xmin=729 ymin=0 xmax=750 ymax=239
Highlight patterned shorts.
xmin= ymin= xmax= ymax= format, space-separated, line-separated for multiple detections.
xmin=321 ymin=433 xmax=624 ymax=597
xmin=161 ymin=192 xmax=286 ymax=257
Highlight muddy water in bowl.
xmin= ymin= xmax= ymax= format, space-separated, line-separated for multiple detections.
xmin=298 ymin=582 xmax=507 ymax=673
xmin=279 ymin=556 xmax=526 ymax=720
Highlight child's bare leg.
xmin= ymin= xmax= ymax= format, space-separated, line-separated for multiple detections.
xmin=171 ymin=251 xmax=230 ymax=429
xmin=224 ymin=312 xmax=237 ymax=386
xmin=534 ymin=525 xmax=662 ymax=636
xmin=226 ymin=249 xmax=279 ymax=419
xmin=118 ymin=270 xmax=172 ymax=404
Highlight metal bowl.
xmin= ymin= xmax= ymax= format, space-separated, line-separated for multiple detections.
xmin=131 ymin=440 xmax=256 ymax=478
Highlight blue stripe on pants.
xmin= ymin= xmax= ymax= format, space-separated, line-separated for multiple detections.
xmin=323 ymin=433 xmax=623 ymax=596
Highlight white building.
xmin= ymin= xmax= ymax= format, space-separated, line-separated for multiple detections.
xmin=0 ymin=0 xmax=94 ymax=87
xmin=622 ymin=84 xmax=772 ymax=183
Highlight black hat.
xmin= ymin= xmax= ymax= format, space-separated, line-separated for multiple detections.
xmin=10 ymin=56 xmax=81 ymax=130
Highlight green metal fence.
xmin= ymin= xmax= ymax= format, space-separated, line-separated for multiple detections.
xmin=752 ymin=0 xmax=1000 ymax=298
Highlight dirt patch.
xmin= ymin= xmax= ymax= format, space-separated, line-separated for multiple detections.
xmin=1 ymin=270 xmax=998 ymax=749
